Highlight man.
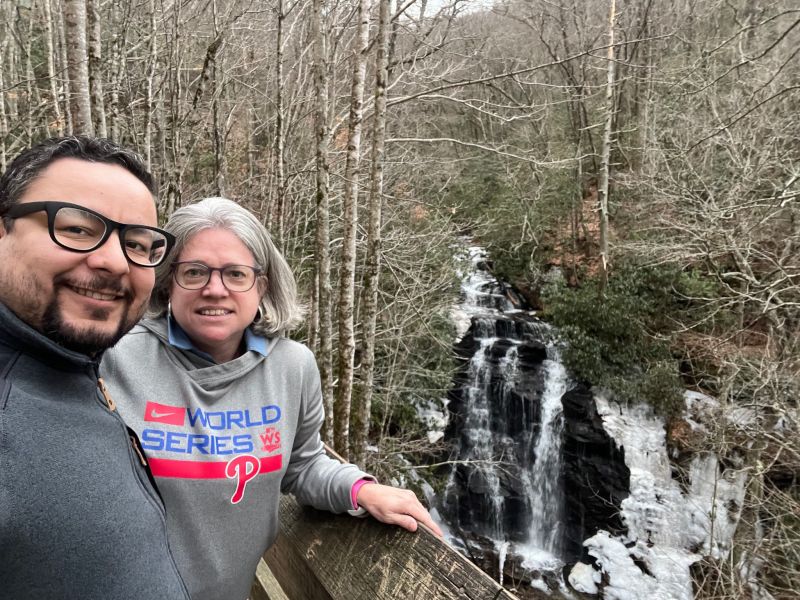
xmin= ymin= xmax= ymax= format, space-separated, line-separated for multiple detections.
xmin=0 ymin=137 xmax=190 ymax=599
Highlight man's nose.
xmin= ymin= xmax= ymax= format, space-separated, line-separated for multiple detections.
xmin=84 ymin=231 xmax=131 ymax=275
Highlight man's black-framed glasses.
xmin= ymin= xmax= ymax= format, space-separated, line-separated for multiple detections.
xmin=173 ymin=262 xmax=262 ymax=292
xmin=5 ymin=201 xmax=174 ymax=267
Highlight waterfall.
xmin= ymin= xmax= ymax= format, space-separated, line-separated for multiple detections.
xmin=440 ymin=245 xmax=570 ymax=585
xmin=526 ymin=353 xmax=567 ymax=554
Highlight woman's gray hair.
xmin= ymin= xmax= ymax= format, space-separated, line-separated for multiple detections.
xmin=149 ymin=197 xmax=303 ymax=335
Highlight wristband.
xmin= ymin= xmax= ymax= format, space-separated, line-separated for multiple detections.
xmin=347 ymin=478 xmax=376 ymax=517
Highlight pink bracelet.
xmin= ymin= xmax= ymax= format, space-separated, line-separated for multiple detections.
xmin=350 ymin=478 xmax=376 ymax=510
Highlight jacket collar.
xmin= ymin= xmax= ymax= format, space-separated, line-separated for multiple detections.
xmin=0 ymin=301 xmax=99 ymax=372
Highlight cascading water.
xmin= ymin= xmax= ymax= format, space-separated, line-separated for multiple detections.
xmin=526 ymin=354 xmax=567 ymax=553
xmin=434 ymin=246 xmax=742 ymax=599
xmin=439 ymin=246 xmax=571 ymax=588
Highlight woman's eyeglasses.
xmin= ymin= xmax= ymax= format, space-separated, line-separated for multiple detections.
xmin=5 ymin=201 xmax=174 ymax=267
xmin=173 ymin=262 xmax=261 ymax=292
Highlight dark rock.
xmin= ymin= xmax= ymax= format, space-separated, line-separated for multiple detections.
xmin=518 ymin=341 xmax=548 ymax=366
xmin=441 ymin=314 xmax=549 ymax=546
xmin=560 ymin=384 xmax=630 ymax=564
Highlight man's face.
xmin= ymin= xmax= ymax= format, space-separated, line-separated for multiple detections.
xmin=0 ymin=157 xmax=157 ymax=353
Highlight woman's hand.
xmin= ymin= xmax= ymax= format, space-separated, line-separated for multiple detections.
xmin=356 ymin=483 xmax=444 ymax=537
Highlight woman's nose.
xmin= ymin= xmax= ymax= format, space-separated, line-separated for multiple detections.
xmin=202 ymin=270 xmax=229 ymax=296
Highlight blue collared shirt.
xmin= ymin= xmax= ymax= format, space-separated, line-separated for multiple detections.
xmin=166 ymin=315 xmax=268 ymax=363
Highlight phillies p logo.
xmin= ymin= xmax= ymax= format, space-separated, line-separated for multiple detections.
xmin=225 ymin=455 xmax=260 ymax=504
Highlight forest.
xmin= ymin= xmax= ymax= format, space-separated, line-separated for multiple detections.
xmin=1 ymin=0 xmax=797 ymax=597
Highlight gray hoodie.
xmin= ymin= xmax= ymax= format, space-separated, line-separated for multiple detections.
xmin=102 ymin=318 xmax=368 ymax=600
xmin=0 ymin=303 xmax=190 ymax=600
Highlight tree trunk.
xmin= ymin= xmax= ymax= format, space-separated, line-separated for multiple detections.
xmin=43 ymin=0 xmax=65 ymax=136
xmin=23 ymin=10 xmax=40 ymax=143
xmin=211 ymin=63 xmax=227 ymax=197
xmin=351 ymin=0 xmax=390 ymax=465
xmin=598 ymin=0 xmax=616 ymax=289
xmin=334 ymin=0 xmax=372 ymax=457
xmin=163 ymin=0 xmax=184 ymax=218
xmin=0 ymin=15 xmax=8 ymax=170
xmin=57 ymin=0 xmax=73 ymax=133
xmin=272 ymin=0 xmax=286 ymax=246
xmin=64 ymin=0 xmax=94 ymax=135
xmin=106 ymin=0 xmax=127 ymax=141
xmin=86 ymin=0 xmax=106 ymax=137
xmin=6 ymin=19 xmax=19 ymax=133
xmin=312 ymin=0 xmax=335 ymax=444
xmin=144 ymin=0 xmax=158 ymax=169
xmin=210 ymin=0 xmax=226 ymax=197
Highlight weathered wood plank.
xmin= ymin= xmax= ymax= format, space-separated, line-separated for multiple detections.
xmin=250 ymin=558 xmax=290 ymax=600
xmin=264 ymin=494 xmax=521 ymax=600
xmin=263 ymin=530 xmax=333 ymax=600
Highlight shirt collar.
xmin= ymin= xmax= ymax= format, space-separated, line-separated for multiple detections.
xmin=166 ymin=314 xmax=268 ymax=363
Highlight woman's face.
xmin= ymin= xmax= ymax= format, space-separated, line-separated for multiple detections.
xmin=169 ymin=228 xmax=264 ymax=363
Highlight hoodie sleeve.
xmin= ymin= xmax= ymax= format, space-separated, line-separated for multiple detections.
xmin=279 ymin=347 xmax=371 ymax=513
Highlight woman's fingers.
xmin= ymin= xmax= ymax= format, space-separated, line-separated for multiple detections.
xmin=357 ymin=483 xmax=444 ymax=537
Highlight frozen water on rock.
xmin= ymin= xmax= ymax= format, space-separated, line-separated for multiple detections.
xmin=416 ymin=397 xmax=448 ymax=444
xmin=583 ymin=531 xmax=696 ymax=600
xmin=571 ymin=392 xmax=748 ymax=599
xmin=445 ymin=245 xmax=753 ymax=599
xmin=687 ymin=453 xmax=747 ymax=560
xmin=569 ymin=561 xmax=600 ymax=594
xmin=496 ymin=540 xmax=511 ymax=586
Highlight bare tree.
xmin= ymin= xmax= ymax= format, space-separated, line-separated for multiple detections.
xmin=597 ymin=0 xmax=617 ymax=288
xmin=0 ymin=4 xmax=9 ymax=169
xmin=64 ymin=0 xmax=93 ymax=135
xmin=271 ymin=0 xmax=287 ymax=245
xmin=311 ymin=0 xmax=335 ymax=444
xmin=351 ymin=0 xmax=390 ymax=465
xmin=334 ymin=0 xmax=372 ymax=457
xmin=42 ymin=0 xmax=65 ymax=136
xmin=86 ymin=0 xmax=106 ymax=137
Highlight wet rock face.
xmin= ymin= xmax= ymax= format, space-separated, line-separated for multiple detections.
xmin=442 ymin=317 xmax=549 ymax=543
xmin=560 ymin=384 xmax=631 ymax=564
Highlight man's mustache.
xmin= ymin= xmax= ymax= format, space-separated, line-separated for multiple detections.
xmin=53 ymin=273 xmax=135 ymax=302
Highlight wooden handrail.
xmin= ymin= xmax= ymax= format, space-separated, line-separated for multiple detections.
xmin=251 ymin=493 xmax=524 ymax=600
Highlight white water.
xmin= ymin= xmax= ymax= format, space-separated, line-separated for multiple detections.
xmin=442 ymin=245 xmax=570 ymax=583
xmin=441 ymin=246 xmax=752 ymax=599
xmin=527 ymin=353 xmax=568 ymax=553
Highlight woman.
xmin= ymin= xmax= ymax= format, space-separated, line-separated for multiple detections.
xmin=102 ymin=197 xmax=442 ymax=600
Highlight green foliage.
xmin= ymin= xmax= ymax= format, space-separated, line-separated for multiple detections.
xmin=371 ymin=310 xmax=457 ymax=438
xmin=543 ymin=264 xmax=689 ymax=417
xmin=443 ymin=156 xmax=575 ymax=283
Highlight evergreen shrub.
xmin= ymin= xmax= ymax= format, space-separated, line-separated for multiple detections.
xmin=543 ymin=264 xmax=688 ymax=417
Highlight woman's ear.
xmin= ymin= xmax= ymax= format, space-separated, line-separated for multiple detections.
xmin=257 ymin=276 xmax=268 ymax=297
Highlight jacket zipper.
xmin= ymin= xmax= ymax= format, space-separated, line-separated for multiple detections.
xmin=92 ymin=368 xmax=191 ymax=598
xmin=98 ymin=376 xmax=148 ymax=467
xmin=97 ymin=377 xmax=117 ymax=412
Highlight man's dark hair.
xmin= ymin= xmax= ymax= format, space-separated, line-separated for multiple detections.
xmin=0 ymin=136 xmax=155 ymax=229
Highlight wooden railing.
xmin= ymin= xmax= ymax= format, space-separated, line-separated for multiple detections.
xmin=250 ymin=494 xmax=526 ymax=600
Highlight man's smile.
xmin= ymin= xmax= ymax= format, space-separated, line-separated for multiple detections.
xmin=68 ymin=285 xmax=125 ymax=301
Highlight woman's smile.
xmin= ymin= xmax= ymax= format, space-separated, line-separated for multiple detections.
xmin=169 ymin=228 xmax=263 ymax=363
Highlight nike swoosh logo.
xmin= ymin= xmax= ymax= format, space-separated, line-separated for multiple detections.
xmin=144 ymin=401 xmax=187 ymax=425
xmin=150 ymin=409 xmax=180 ymax=418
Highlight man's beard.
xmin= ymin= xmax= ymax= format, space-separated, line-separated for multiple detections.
xmin=41 ymin=274 xmax=144 ymax=355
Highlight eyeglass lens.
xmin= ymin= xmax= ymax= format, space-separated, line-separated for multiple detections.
xmin=54 ymin=206 xmax=169 ymax=266
xmin=175 ymin=263 xmax=257 ymax=292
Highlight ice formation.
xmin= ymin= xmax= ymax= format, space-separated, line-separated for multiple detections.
xmin=570 ymin=392 xmax=748 ymax=599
